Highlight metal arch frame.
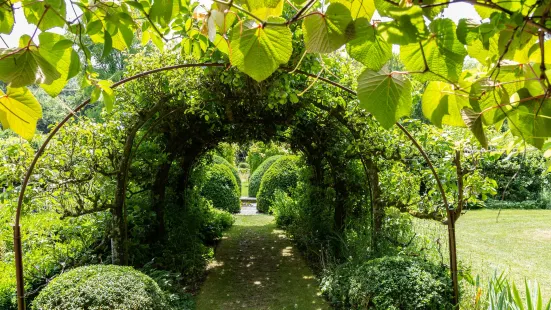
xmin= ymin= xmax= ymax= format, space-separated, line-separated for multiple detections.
xmin=12 ymin=63 xmax=459 ymax=309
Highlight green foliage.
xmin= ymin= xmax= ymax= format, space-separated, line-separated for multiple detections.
xmin=214 ymin=142 xmax=237 ymax=166
xmin=248 ymin=154 xmax=282 ymax=197
xmin=197 ymin=163 xmax=241 ymax=213
xmin=320 ymin=256 xmax=453 ymax=309
xmin=484 ymin=199 xmax=550 ymax=210
xmin=212 ymin=155 xmax=241 ymax=193
xmin=32 ymin=265 xmax=167 ymax=310
xmin=256 ymin=155 xmax=300 ymax=213
xmin=247 ymin=142 xmax=287 ymax=174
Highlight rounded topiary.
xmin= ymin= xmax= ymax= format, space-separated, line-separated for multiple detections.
xmin=32 ymin=265 xmax=167 ymax=310
xmin=200 ymin=163 xmax=241 ymax=213
xmin=248 ymin=155 xmax=282 ymax=198
xmin=256 ymin=156 xmax=299 ymax=213
xmin=212 ymin=155 xmax=241 ymax=193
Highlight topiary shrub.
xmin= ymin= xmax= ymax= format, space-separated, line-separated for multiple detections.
xmin=213 ymin=155 xmax=241 ymax=193
xmin=321 ymin=256 xmax=453 ymax=309
xmin=248 ymin=155 xmax=282 ymax=197
xmin=200 ymin=163 xmax=241 ymax=213
xmin=32 ymin=265 xmax=167 ymax=310
xmin=257 ymin=156 xmax=300 ymax=213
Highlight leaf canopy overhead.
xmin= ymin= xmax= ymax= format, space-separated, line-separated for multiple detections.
xmin=0 ymin=0 xmax=550 ymax=156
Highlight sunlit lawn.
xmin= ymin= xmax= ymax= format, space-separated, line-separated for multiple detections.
xmin=241 ymin=180 xmax=249 ymax=197
xmin=416 ymin=209 xmax=551 ymax=299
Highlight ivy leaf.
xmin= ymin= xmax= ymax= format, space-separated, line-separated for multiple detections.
xmin=23 ymin=0 xmax=67 ymax=31
xmin=357 ymin=69 xmax=412 ymax=129
xmin=38 ymin=32 xmax=80 ymax=97
xmin=378 ymin=6 xmax=428 ymax=45
xmin=346 ymin=18 xmax=391 ymax=71
xmin=400 ymin=18 xmax=466 ymax=82
xmin=330 ymin=0 xmax=375 ymax=21
xmin=302 ymin=3 xmax=354 ymax=53
xmin=0 ymin=86 xmax=42 ymax=140
xmin=461 ymin=108 xmax=488 ymax=148
xmin=0 ymin=44 xmax=61 ymax=88
xmin=0 ymin=8 xmax=14 ymax=34
xmin=247 ymin=0 xmax=284 ymax=20
xmin=422 ymin=81 xmax=470 ymax=127
xmin=230 ymin=17 xmax=292 ymax=82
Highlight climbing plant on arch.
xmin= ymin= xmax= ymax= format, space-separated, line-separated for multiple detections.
xmin=1 ymin=0 xmax=550 ymax=308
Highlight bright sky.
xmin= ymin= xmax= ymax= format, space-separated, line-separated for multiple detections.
xmin=0 ymin=1 xmax=480 ymax=48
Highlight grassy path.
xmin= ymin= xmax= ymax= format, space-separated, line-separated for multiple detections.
xmin=195 ymin=214 xmax=328 ymax=310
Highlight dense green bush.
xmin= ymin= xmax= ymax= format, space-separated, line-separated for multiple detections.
xmin=248 ymin=155 xmax=282 ymax=197
xmin=257 ymin=156 xmax=300 ymax=213
xmin=321 ymin=256 xmax=453 ymax=309
xmin=484 ymin=199 xmax=550 ymax=210
xmin=213 ymin=155 xmax=241 ymax=193
xmin=33 ymin=265 xmax=167 ymax=310
xmin=247 ymin=142 xmax=286 ymax=174
xmin=199 ymin=163 xmax=241 ymax=213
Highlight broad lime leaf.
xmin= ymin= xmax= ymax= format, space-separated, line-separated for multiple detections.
xmin=247 ymin=0 xmax=284 ymax=20
xmin=346 ymin=18 xmax=391 ymax=71
xmin=23 ymin=0 xmax=67 ymax=31
xmin=150 ymin=0 xmax=180 ymax=27
xmin=230 ymin=17 xmax=292 ymax=82
xmin=357 ymin=69 xmax=412 ymax=129
xmin=461 ymin=108 xmax=488 ymax=148
xmin=0 ymin=86 xmax=42 ymax=140
xmin=302 ymin=3 xmax=354 ymax=53
xmin=509 ymin=88 xmax=551 ymax=149
xmin=422 ymin=81 xmax=469 ymax=127
xmin=0 ymin=8 xmax=14 ymax=34
xmin=98 ymin=80 xmax=115 ymax=112
xmin=413 ymin=0 xmax=447 ymax=20
xmin=38 ymin=32 xmax=80 ymax=97
xmin=467 ymin=34 xmax=499 ymax=66
xmin=214 ymin=34 xmax=229 ymax=55
xmin=400 ymin=18 xmax=466 ymax=82
xmin=330 ymin=0 xmax=376 ymax=20
xmin=377 ymin=6 xmax=428 ymax=45
xmin=0 ymin=44 xmax=61 ymax=87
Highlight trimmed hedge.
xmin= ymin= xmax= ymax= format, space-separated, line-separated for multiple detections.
xmin=485 ymin=199 xmax=550 ymax=210
xmin=213 ymin=155 xmax=241 ymax=193
xmin=32 ymin=265 xmax=167 ymax=310
xmin=200 ymin=163 xmax=241 ymax=213
xmin=321 ymin=256 xmax=453 ymax=309
xmin=257 ymin=156 xmax=299 ymax=213
xmin=248 ymin=155 xmax=282 ymax=197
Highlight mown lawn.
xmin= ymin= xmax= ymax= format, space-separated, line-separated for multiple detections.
xmin=241 ymin=180 xmax=249 ymax=197
xmin=416 ymin=209 xmax=551 ymax=299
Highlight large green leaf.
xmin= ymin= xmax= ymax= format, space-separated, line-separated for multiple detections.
xmin=150 ymin=0 xmax=180 ymax=27
xmin=302 ymin=3 xmax=354 ymax=53
xmin=247 ymin=0 xmax=284 ymax=20
xmin=400 ymin=18 xmax=466 ymax=82
xmin=422 ymin=81 xmax=470 ymax=127
xmin=461 ymin=108 xmax=488 ymax=148
xmin=38 ymin=32 xmax=80 ymax=97
xmin=0 ymin=86 xmax=42 ymax=140
xmin=230 ymin=17 xmax=292 ymax=82
xmin=377 ymin=6 xmax=427 ymax=45
xmin=23 ymin=0 xmax=67 ymax=31
xmin=509 ymin=88 xmax=551 ymax=149
xmin=0 ymin=8 xmax=14 ymax=34
xmin=0 ymin=43 xmax=61 ymax=88
xmin=330 ymin=0 xmax=375 ymax=20
xmin=357 ymin=69 xmax=412 ymax=129
xmin=346 ymin=18 xmax=391 ymax=71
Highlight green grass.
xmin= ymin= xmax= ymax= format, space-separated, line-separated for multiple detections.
xmin=415 ymin=209 xmax=551 ymax=299
xmin=241 ymin=180 xmax=249 ymax=197
xmin=195 ymin=215 xmax=328 ymax=310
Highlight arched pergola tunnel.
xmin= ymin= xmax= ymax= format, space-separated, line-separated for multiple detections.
xmin=11 ymin=62 xmax=462 ymax=309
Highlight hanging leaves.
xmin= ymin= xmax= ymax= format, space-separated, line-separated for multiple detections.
xmin=302 ymin=3 xmax=354 ymax=53
xmin=229 ymin=17 xmax=293 ymax=82
xmin=346 ymin=18 xmax=391 ymax=71
xmin=357 ymin=69 xmax=412 ymax=129
xmin=422 ymin=81 xmax=470 ymax=128
xmin=0 ymin=86 xmax=42 ymax=140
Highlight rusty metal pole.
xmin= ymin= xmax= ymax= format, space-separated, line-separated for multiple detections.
xmin=13 ymin=225 xmax=25 ymax=310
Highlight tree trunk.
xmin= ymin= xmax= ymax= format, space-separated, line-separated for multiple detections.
xmin=151 ymin=157 xmax=173 ymax=243
xmin=365 ymin=158 xmax=383 ymax=251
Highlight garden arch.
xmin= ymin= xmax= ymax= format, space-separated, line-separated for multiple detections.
xmin=12 ymin=62 xmax=461 ymax=309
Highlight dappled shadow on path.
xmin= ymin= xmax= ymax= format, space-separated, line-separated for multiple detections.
xmin=196 ymin=214 xmax=328 ymax=310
